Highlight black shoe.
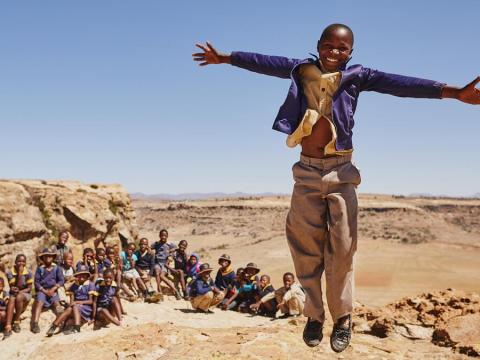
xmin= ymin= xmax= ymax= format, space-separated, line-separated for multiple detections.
xmin=46 ymin=324 xmax=57 ymax=337
xmin=278 ymin=313 xmax=291 ymax=319
xmin=64 ymin=325 xmax=81 ymax=335
xmin=31 ymin=323 xmax=40 ymax=334
xmin=303 ymin=317 xmax=323 ymax=347
xmin=330 ymin=314 xmax=352 ymax=353
xmin=2 ymin=330 xmax=12 ymax=340
xmin=12 ymin=323 xmax=21 ymax=333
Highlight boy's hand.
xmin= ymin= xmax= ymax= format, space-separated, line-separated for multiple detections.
xmin=443 ymin=76 xmax=480 ymax=104
xmin=458 ymin=76 xmax=480 ymax=104
xmin=192 ymin=42 xmax=231 ymax=66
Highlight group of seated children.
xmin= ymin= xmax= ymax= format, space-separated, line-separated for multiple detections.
xmin=188 ymin=255 xmax=306 ymax=318
xmin=0 ymin=229 xmax=306 ymax=340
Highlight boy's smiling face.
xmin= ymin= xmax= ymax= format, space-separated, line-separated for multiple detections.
xmin=317 ymin=27 xmax=353 ymax=72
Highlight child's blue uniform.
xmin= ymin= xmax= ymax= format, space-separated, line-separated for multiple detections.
xmin=6 ymin=267 xmax=33 ymax=300
xmin=96 ymin=259 xmax=112 ymax=278
xmin=67 ymin=280 xmax=97 ymax=321
xmin=214 ymin=268 xmax=236 ymax=291
xmin=0 ymin=290 xmax=9 ymax=310
xmin=96 ymin=281 xmax=117 ymax=308
xmin=151 ymin=241 xmax=176 ymax=271
xmin=76 ymin=260 xmax=96 ymax=275
xmin=34 ymin=264 xmax=64 ymax=308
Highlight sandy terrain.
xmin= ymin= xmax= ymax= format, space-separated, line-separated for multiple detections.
xmin=2 ymin=194 xmax=480 ymax=359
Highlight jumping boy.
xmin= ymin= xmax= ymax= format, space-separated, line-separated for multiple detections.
xmin=193 ymin=24 xmax=479 ymax=351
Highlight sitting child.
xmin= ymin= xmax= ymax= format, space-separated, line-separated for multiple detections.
xmin=214 ymin=254 xmax=236 ymax=293
xmin=105 ymin=246 xmax=126 ymax=315
xmin=236 ymin=263 xmax=260 ymax=312
xmin=260 ymin=272 xmax=305 ymax=319
xmin=95 ymin=248 xmax=112 ymax=281
xmin=134 ymin=238 xmax=162 ymax=302
xmin=184 ymin=253 xmax=201 ymax=297
xmin=250 ymin=275 xmax=277 ymax=317
xmin=0 ymin=278 xmax=8 ymax=333
xmin=220 ymin=267 xmax=246 ymax=311
xmin=76 ymin=248 xmax=97 ymax=281
xmin=169 ymin=240 xmax=189 ymax=299
xmin=120 ymin=242 xmax=146 ymax=301
xmin=59 ymin=252 xmax=75 ymax=305
xmin=46 ymin=264 xmax=97 ymax=336
xmin=3 ymin=254 xmax=33 ymax=339
xmin=223 ymin=268 xmax=257 ymax=313
xmin=189 ymin=264 xmax=224 ymax=313
xmin=151 ymin=229 xmax=181 ymax=299
xmin=94 ymin=269 xmax=122 ymax=328
xmin=31 ymin=248 xmax=65 ymax=333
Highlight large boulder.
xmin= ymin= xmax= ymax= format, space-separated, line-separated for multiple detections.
xmin=0 ymin=180 xmax=138 ymax=267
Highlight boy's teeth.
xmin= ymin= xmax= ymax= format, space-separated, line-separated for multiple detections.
xmin=327 ymin=58 xmax=338 ymax=62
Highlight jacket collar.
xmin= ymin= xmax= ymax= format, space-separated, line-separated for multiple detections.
xmin=11 ymin=267 xmax=29 ymax=276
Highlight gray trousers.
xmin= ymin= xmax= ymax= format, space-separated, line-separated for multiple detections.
xmin=286 ymin=154 xmax=361 ymax=323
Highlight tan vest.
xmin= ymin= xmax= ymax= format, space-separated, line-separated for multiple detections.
xmin=286 ymin=64 xmax=352 ymax=156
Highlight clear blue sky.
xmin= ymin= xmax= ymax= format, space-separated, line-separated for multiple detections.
xmin=1 ymin=1 xmax=478 ymax=196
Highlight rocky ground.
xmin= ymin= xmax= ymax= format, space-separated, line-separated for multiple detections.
xmin=1 ymin=186 xmax=480 ymax=359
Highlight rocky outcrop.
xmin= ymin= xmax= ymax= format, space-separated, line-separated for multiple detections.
xmin=0 ymin=180 xmax=138 ymax=266
xmin=354 ymin=289 xmax=480 ymax=357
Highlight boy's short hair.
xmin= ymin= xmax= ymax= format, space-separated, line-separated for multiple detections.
xmin=159 ymin=229 xmax=168 ymax=235
xmin=283 ymin=272 xmax=295 ymax=279
xmin=320 ymin=23 xmax=354 ymax=45
xmin=103 ymin=269 xmax=114 ymax=277
xmin=15 ymin=253 xmax=26 ymax=262
xmin=83 ymin=247 xmax=94 ymax=255
xmin=96 ymin=248 xmax=106 ymax=255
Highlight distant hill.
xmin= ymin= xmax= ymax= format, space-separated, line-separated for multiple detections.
xmin=130 ymin=192 xmax=287 ymax=201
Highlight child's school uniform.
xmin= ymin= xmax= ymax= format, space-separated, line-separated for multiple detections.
xmin=190 ymin=278 xmax=224 ymax=311
xmin=261 ymin=282 xmax=305 ymax=316
xmin=75 ymin=260 xmax=96 ymax=276
xmin=172 ymin=249 xmax=188 ymax=272
xmin=6 ymin=267 xmax=33 ymax=301
xmin=151 ymin=241 xmax=176 ymax=272
xmin=214 ymin=267 xmax=236 ymax=292
xmin=255 ymin=283 xmax=277 ymax=316
xmin=34 ymin=264 xmax=64 ymax=308
xmin=231 ymin=51 xmax=445 ymax=323
xmin=120 ymin=252 xmax=140 ymax=280
xmin=135 ymin=249 xmax=155 ymax=292
xmin=66 ymin=280 xmax=97 ymax=321
xmin=96 ymin=281 xmax=118 ymax=308
xmin=96 ymin=259 xmax=112 ymax=279
xmin=0 ymin=290 xmax=9 ymax=311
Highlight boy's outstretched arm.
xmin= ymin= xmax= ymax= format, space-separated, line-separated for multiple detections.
xmin=192 ymin=41 xmax=301 ymax=79
xmin=441 ymin=76 xmax=480 ymax=105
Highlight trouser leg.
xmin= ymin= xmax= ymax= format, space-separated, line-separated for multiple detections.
xmin=325 ymin=186 xmax=358 ymax=322
xmin=286 ymin=162 xmax=328 ymax=323
xmin=191 ymin=292 xmax=214 ymax=311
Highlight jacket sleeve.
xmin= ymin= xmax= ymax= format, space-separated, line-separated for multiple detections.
xmin=359 ymin=67 xmax=445 ymax=98
xmin=231 ymin=51 xmax=302 ymax=79
xmin=195 ymin=280 xmax=212 ymax=296
xmin=34 ymin=268 xmax=42 ymax=291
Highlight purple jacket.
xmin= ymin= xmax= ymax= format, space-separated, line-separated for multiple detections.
xmin=231 ymin=52 xmax=446 ymax=151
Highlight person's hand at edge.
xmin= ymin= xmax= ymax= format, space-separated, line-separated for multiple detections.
xmin=442 ymin=76 xmax=480 ymax=104
xmin=192 ymin=42 xmax=231 ymax=66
